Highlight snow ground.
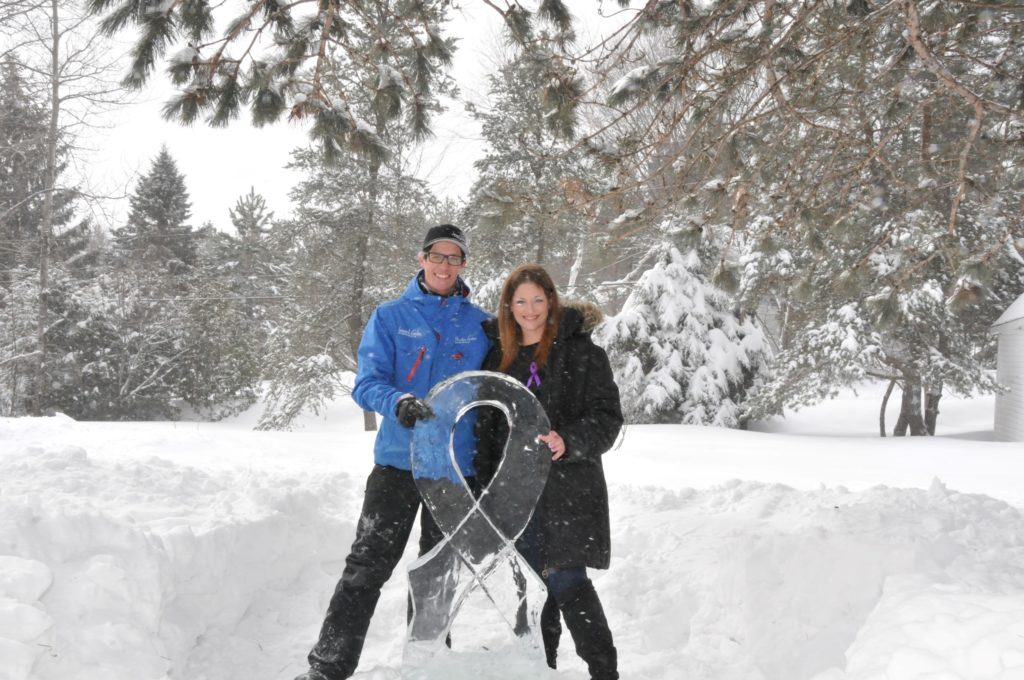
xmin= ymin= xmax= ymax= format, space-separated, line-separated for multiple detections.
xmin=1 ymin=384 xmax=1023 ymax=680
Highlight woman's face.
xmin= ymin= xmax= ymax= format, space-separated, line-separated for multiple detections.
xmin=510 ymin=281 xmax=549 ymax=341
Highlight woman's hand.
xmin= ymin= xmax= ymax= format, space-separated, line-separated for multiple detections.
xmin=538 ymin=431 xmax=566 ymax=460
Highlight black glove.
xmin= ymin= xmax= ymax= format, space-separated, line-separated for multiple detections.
xmin=396 ymin=397 xmax=434 ymax=428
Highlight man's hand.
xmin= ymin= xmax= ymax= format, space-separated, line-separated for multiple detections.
xmin=396 ymin=397 xmax=434 ymax=428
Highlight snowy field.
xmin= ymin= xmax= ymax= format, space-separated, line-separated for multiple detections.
xmin=2 ymin=382 xmax=1023 ymax=680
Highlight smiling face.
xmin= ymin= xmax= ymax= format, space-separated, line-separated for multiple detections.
xmin=511 ymin=281 xmax=550 ymax=344
xmin=417 ymin=241 xmax=466 ymax=295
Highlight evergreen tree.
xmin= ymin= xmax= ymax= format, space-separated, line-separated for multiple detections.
xmin=114 ymin=146 xmax=197 ymax=275
xmin=0 ymin=56 xmax=101 ymax=416
xmin=228 ymin=186 xmax=275 ymax=316
xmin=464 ymin=51 xmax=595 ymax=302
xmin=99 ymin=152 xmax=197 ymax=418
xmin=172 ymin=223 xmax=265 ymax=420
xmin=229 ymin=187 xmax=272 ymax=237
xmin=565 ymin=1 xmax=1024 ymax=434
xmin=3 ymin=0 xmax=128 ymax=415
xmin=0 ymin=55 xmax=76 ymax=287
xmin=75 ymin=272 xmax=186 ymax=420
xmin=717 ymin=2 xmax=1024 ymax=433
xmin=256 ymin=146 xmax=436 ymax=430
xmin=0 ymin=55 xmax=46 ymax=288
xmin=0 ymin=272 xmax=37 ymax=415
xmin=230 ymin=186 xmax=273 ymax=267
xmin=597 ymin=241 xmax=768 ymax=427
xmin=0 ymin=265 xmax=181 ymax=420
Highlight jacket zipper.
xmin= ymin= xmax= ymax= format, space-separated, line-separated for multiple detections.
xmin=407 ymin=346 xmax=426 ymax=382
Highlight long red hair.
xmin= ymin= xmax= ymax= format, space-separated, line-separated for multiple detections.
xmin=497 ymin=264 xmax=561 ymax=373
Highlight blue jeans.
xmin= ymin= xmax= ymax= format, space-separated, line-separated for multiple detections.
xmin=517 ymin=513 xmax=587 ymax=597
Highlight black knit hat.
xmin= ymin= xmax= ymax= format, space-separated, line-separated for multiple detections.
xmin=422 ymin=224 xmax=468 ymax=256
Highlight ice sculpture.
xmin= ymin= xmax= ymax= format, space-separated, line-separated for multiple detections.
xmin=404 ymin=370 xmax=551 ymax=668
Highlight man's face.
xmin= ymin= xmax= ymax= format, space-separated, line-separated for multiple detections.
xmin=418 ymin=241 xmax=466 ymax=296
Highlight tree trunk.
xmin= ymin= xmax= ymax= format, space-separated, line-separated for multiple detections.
xmin=924 ymin=382 xmax=942 ymax=436
xmin=879 ymin=378 xmax=896 ymax=437
xmin=894 ymin=377 xmax=927 ymax=436
xmin=356 ymin=121 xmax=385 ymax=434
xmin=566 ymin=231 xmax=586 ymax=297
xmin=535 ymin=219 xmax=546 ymax=264
xmin=778 ymin=299 xmax=792 ymax=350
xmin=34 ymin=0 xmax=60 ymax=416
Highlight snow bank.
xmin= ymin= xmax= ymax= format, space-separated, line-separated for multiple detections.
xmin=2 ymin=407 xmax=1024 ymax=679
xmin=0 ymin=443 xmax=363 ymax=680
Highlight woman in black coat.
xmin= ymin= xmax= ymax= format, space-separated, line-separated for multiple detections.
xmin=475 ymin=264 xmax=623 ymax=680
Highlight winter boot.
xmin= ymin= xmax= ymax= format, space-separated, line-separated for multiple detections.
xmin=556 ymin=580 xmax=618 ymax=680
xmin=540 ymin=594 xmax=561 ymax=669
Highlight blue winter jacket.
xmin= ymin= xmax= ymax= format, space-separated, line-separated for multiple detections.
xmin=352 ymin=273 xmax=492 ymax=474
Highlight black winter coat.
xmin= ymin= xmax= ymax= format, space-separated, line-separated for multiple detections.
xmin=475 ymin=304 xmax=623 ymax=570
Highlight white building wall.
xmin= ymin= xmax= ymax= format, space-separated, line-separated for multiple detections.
xmin=994 ymin=324 xmax=1024 ymax=442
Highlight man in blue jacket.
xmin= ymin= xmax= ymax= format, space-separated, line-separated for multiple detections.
xmin=296 ymin=224 xmax=491 ymax=680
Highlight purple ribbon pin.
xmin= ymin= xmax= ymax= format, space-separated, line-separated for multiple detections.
xmin=526 ymin=361 xmax=541 ymax=389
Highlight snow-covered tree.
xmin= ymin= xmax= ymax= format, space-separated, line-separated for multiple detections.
xmin=464 ymin=50 xmax=594 ymax=296
xmin=0 ymin=53 xmax=109 ymax=416
xmin=72 ymin=272 xmax=189 ymax=420
xmin=1 ymin=56 xmax=48 ymax=287
xmin=567 ymin=1 xmax=1024 ymax=434
xmin=230 ymin=186 xmax=273 ymax=275
xmin=721 ymin=3 xmax=1024 ymax=434
xmin=256 ymin=146 xmax=436 ymax=430
xmin=597 ymin=244 xmax=768 ymax=427
xmin=113 ymin=146 xmax=196 ymax=275
xmin=225 ymin=186 xmax=277 ymax=322
xmin=0 ymin=267 xmax=180 ymax=420
xmin=0 ymin=55 xmax=82 ymax=280
xmin=3 ymin=0 xmax=127 ymax=415
xmin=168 ymin=225 xmax=265 ymax=421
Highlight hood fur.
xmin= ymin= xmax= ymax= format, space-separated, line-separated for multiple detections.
xmin=561 ymin=299 xmax=604 ymax=334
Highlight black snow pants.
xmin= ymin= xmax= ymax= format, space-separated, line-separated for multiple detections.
xmin=306 ymin=464 xmax=444 ymax=680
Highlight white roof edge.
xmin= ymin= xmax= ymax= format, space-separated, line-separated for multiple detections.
xmin=991 ymin=292 xmax=1024 ymax=329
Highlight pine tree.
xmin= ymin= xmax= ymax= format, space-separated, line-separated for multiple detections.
xmin=719 ymin=2 xmax=1024 ymax=434
xmin=256 ymin=146 xmax=436 ymax=430
xmin=73 ymin=271 xmax=187 ymax=420
xmin=597 ymin=241 xmax=769 ymax=427
xmin=0 ymin=56 xmax=99 ymax=416
xmin=464 ymin=50 xmax=597 ymax=305
xmin=228 ymin=186 xmax=275 ymax=318
xmin=558 ymin=1 xmax=1024 ymax=434
xmin=230 ymin=187 xmax=272 ymax=252
xmin=114 ymin=146 xmax=196 ymax=275
xmin=87 ymin=0 xmax=458 ymax=161
xmin=0 ymin=55 xmax=47 ymax=288
xmin=3 ymin=0 xmax=129 ymax=416
xmin=171 ymin=222 xmax=266 ymax=420
xmin=0 ymin=56 xmax=76 ymax=287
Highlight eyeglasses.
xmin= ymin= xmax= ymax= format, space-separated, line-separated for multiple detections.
xmin=424 ymin=251 xmax=465 ymax=266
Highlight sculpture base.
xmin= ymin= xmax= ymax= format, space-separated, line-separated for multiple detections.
xmin=400 ymin=645 xmax=556 ymax=680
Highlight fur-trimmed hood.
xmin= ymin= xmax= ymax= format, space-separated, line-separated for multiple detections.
xmin=561 ymin=299 xmax=604 ymax=336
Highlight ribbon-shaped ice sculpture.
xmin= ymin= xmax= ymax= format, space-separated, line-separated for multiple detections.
xmin=404 ymin=370 xmax=552 ymax=668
